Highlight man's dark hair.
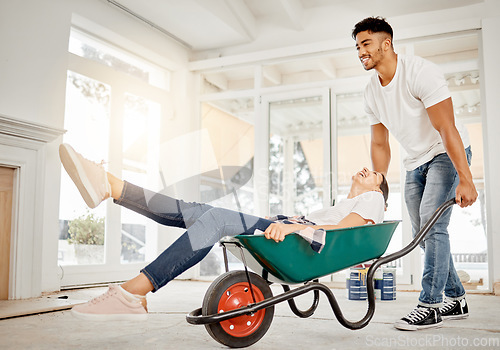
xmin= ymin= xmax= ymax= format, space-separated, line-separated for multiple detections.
xmin=379 ymin=173 xmax=389 ymax=208
xmin=352 ymin=16 xmax=393 ymax=42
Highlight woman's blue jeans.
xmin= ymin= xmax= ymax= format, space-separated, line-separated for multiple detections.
xmin=405 ymin=147 xmax=472 ymax=307
xmin=114 ymin=181 xmax=273 ymax=292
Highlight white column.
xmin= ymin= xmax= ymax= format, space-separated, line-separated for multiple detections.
xmin=479 ymin=14 xmax=500 ymax=294
xmin=254 ymin=66 xmax=269 ymax=217
xmin=282 ymin=135 xmax=295 ymax=214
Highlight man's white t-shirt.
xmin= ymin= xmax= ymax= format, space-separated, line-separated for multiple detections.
xmin=364 ymin=54 xmax=470 ymax=171
xmin=306 ymin=191 xmax=385 ymax=226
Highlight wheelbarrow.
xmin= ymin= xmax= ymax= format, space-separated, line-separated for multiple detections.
xmin=187 ymin=199 xmax=457 ymax=348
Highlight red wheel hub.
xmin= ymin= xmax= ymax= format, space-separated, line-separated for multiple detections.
xmin=217 ymin=282 xmax=266 ymax=337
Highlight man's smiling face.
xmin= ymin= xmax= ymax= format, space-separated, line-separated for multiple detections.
xmin=355 ymin=30 xmax=389 ymax=71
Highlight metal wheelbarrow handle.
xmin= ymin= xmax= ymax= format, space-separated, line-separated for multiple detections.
xmin=337 ymin=198 xmax=457 ymax=330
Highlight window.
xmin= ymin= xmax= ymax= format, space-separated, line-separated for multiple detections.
xmin=69 ymin=29 xmax=169 ymax=89
xmin=59 ymin=71 xmax=110 ymax=265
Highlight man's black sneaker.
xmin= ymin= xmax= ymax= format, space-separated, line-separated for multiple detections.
xmin=439 ymin=298 xmax=469 ymax=320
xmin=394 ymin=306 xmax=443 ymax=331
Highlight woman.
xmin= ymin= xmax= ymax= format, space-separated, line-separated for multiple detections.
xmin=59 ymin=143 xmax=388 ymax=320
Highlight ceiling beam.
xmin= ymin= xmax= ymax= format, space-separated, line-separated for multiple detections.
xmin=105 ymin=0 xmax=193 ymax=49
xmin=224 ymin=0 xmax=257 ymax=40
xmin=263 ymin=66 xmax=282 ymax=85
xmin=319 ymin=58 xmax=337 ymax=79
xmin=438 ymin=58 xmax=478 ymax=74
xmin=204 ymin=73 xmax=228 ymax=90
xmin=279 ymin=0 xmax=304 ymax=31
xmin=195 ymin=0 xmax=256 ymax=41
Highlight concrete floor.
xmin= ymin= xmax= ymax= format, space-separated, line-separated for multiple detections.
xmin=0 ymin=280 xmax=499 ymax=350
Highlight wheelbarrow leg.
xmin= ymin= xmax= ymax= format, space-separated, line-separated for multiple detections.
xmin=282 ymin=280 xmax=320 ymax=318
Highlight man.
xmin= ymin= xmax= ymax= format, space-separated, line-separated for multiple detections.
xmin=352 ymin=17 xmax=478 ymax=331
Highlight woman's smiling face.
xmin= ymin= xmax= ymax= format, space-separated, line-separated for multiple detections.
xmin=352 ymin=167 xmax=384 ymax=190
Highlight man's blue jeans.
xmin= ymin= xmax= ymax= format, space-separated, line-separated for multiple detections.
xmin=114 ymin=181 xmax=273 ymax=292
xmin=404 ymin=147 xmax=472 ymax=307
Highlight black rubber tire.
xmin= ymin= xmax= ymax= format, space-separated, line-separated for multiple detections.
xmin=202 ymin=270 xmax=274 ymax=348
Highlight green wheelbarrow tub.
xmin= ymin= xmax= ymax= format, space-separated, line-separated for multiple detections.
xmin=223 ymin=221 xmax=400 ymax=284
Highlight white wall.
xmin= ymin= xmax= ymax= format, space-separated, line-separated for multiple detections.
xmin=0 ymin=0 xmax=194 ymax=296
xmin=0 ymin=0 xmax=69 ymax=127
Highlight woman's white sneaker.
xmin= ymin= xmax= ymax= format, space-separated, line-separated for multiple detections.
xmin=59 ymin=143 xmax=111 ymax=209
xmin=71 ymin=284 xmax=147 ymax=321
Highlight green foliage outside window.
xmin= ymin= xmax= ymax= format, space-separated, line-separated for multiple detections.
xmin=68 ymin=212 xmax=105 ymax=245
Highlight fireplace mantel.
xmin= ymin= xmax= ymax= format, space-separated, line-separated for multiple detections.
xmin=0 ymin=114 xmax=65 ymax=144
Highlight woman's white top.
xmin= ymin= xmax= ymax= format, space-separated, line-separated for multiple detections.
xmin=306 ymin=191 xmax=385 ymax=226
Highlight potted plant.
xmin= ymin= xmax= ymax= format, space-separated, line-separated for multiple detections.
xmin=68 ymin=212 xmax=105 ymax=264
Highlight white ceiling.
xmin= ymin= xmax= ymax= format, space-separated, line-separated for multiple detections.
xmin=110 ymin=0 xmax=484 ymax=53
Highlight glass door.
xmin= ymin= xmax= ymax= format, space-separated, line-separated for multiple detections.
xmin=448 ymin=76 xmax=487 ymax=291
xmin=263 ymin=89 xmax=332 ymax=220
xmin=333 ymin=92 xmax=412 ymax=284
